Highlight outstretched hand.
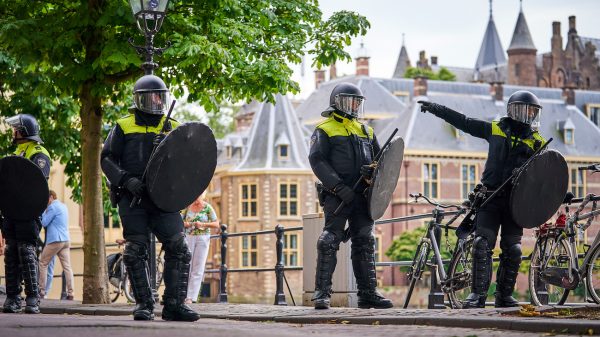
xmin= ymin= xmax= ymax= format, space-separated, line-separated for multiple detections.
xmin=417 ymin=100 xmax=432 ymax=113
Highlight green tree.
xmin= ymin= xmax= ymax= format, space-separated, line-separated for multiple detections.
xmin=403 ymin=66 xmax=456 ymax=81
xmin=0 ymin=1 xmax=369 ymax=303
xmin=385 ymin=224 xmax=457 ymax=268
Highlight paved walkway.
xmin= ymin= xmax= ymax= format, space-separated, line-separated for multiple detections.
xmin=2 ymin=296 xmax=599 ymax=335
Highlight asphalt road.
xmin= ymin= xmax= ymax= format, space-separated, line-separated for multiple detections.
xmin=0 ymin=313 xmax=582 ymax=337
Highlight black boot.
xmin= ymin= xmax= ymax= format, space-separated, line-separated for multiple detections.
xmin=494 ymin=244 xmax=522 ymax=308
xmin=312 ymin=231 xmax=339 ymax=310
xmin=18 ymin=243 xmax=40 ymax=314
xmin=352 ymin=236 xmax=393 ymax=309
xmin=123 ymin=242 xmax=155 ymax=320
xmin=162 ymin=241 xmax=200 ymax=322
xmin=463 ymin=237 xmax=492 ymax=309
xmin=3 ymin=241 xmax=23 ymax=313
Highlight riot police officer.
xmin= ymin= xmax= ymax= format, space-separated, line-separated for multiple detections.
xmin=2 ymin=114 xmax=51 ymax=314
xmin=309 ymin=82 xmax=393 ymax=310
xmin=101 ymin=75 xmax=199 ymax=321
xmin=419 ymin=90 xmax=546 ymax=308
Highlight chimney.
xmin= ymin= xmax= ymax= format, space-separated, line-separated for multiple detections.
xmin=329 ymin=63 xmax=337 ymax=80
xmin=551 ymin=21 xmax=563 ymax=53
xmin=568 ymin=15 xmax=577 ymax=34
xmin=562 ymin=85 xmax=576 ymax=105
xmin=355 ymin=42 xmax=370 ymax=76
xmin=314 ymin=69 xmax=326 ymax=89
xmin=490 ymin=81 xmax=504 ymax=101
xmin=417 ymin=50 xmax=430 ymax=69
xmin=431 ymin=56 xmax=438 ymax=66
xmin=413 ymin=76 xmax=428 ymax=97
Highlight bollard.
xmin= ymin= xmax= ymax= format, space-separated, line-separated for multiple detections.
xmin=218 ymin=224 xmax=228 ymax=303
xmin=60 ymin=271 xmax=68 ymax=300
xmin=274 ymin=224 xmax=287 ymax=305
xmin=428 ymin=210 xmax=445 ymax=309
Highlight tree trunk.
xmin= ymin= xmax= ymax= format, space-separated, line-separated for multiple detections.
xmin=80 ymin=80 xmax=110 ymax=304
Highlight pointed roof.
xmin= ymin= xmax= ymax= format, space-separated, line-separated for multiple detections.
xmin=508 ymin=8 xmax=536 ymax=51
xmin=475 ymin=2 xmax=506 ymax=71
xmin=393 ymin=34 xmax=411 ymax=78
xmin=234 ymin=94 xmax=309 ymax=171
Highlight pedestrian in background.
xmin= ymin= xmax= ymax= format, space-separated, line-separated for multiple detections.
xmin=182 ymin=194 xmax=219 ymax=304
xmin=39 ymin=190 xmax=74 ymax=300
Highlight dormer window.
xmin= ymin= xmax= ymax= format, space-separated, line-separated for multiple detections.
xmin=226 ymin=146 xmax=232 ymax=159
xmin=564 ymin=129 xmax=574 ymax=144
xmin=274 ymin=133 xmax=291 ymax=161
xmin=557 ymin=117 xmax=576 ymax=145
xmin=278 ymin=145 xmax=289 ymax=160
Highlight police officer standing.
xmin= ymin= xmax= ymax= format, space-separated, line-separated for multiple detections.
xmin=419 ymin=91 xmax=546 ymax=308
xmin=309 ymin=82 xmax=393 ymax=310
xmin=2 ymin=114 xmax=51 ymax=314
xmin=101 ymin=75 xmax=199 ymax=321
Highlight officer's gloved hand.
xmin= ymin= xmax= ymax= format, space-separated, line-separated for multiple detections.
xmin=153 ymin=133 xmax=166 ymax=146
xmin=334 ymin=184 xmax=355 ymax=204
xmin=360 ymin=164 xmax=375 ymax=179
xmin=417 ymin=100 xmax=436 ymax=114
xmin=563 ymin=191 xmax=575 ymax=204
xmin=124 ymin=177 xmax=145 ymax=197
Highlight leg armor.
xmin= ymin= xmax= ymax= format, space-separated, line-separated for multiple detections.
xmin=18 ymin=242 xmax=40 ymax=314
xmin=351 ymin=235 xmax=392 ymax=309
xmin=463 ymin=236 xmax=492 ymax=309
xmin=2 ymin=241 xmax=22 ymax=313
xmin=495 ymin=243 xmax=522 ymax=308
xmin=161 ymin=233 xmax=199 ymax=321
xmin=312 ymin=231 xmax=341 ymax=309
xmin=123 ymin=241 xmax=155 ymax=320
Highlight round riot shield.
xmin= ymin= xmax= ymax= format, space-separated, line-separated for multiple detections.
xmin=510 ymin=149 xmax=568 ymax=229
xmin=368 ymin=137 xmax=405 ymax=220
xmin=146 ymin=122 xmax=217 ymax=213
xmin=0 ymin=156 xmax=49 ymax=220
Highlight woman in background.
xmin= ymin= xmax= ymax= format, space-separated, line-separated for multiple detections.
xmin=182 ymin=194 xmax=219 ymax=304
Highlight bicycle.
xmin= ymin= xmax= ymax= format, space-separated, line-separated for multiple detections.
xmin=403 ymin=193 xmax=474 ymax=309
xmin=107 ymin=239 xmax=165 ymax=303
xmin=529 ymin=164 xmax=600 ymax=306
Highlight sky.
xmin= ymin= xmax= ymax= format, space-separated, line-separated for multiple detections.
xmin=291 ymin=0 xmax=600 ymax=98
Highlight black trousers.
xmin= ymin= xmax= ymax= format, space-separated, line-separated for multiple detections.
xmin=1 ymin=218 xmax=40 ymax=245
xmin=118 ymin=195 xmax=184 ymax=247
xmin=322 ymin=193 xmax=373 ymax=242
xmin=474 ymin=193 xmax=523 ymax=250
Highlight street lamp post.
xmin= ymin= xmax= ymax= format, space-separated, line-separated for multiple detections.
xmin=128 ymin=0 xmax=171 ymax=75
xmin=128 ymin=0 xmax=171 ymax=300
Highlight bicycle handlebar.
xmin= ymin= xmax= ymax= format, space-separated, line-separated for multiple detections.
xmin=578 ymin=163 xmax=600 ymax=171
xmin=409 ymin=192 xmax=464 ymax=210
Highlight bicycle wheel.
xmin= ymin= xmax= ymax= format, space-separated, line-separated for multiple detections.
xmin=586 ymin=242 xmax=600 ymax=304
xmin=123 ymin=272 xmax=135 ymax=303
xmin=529 ymin=235 xmax=571 ymax=306
xmin=403 ymin=242 xmax=430 ymax=308
xmin=447 ymin=236 xmax=474 ymax=309
xmin=155 ymin=254 xmax=164 ymax=289
xmin=109 ymin=278 xmax=122 ymax=303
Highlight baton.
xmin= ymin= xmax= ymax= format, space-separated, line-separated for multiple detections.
xmin=130 ymin=99 xmax=177 ymax=208
xmin=333 ymin=128 xmax=399 ymax=215
xmin=479 ymin=137 xmax=553 ymax=209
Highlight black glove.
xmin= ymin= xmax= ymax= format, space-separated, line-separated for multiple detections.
xmin=360 ymin=164 xmax=375 ymax=179
xmin=153 ymin=133 xmax=166 ymax=146
xmin=563 ymin=191 xmax=575 ymax=204
xmin=334 ymin=184 xmax=355 ymax=204
xmin=418 ymin=100 xmax=435 ymax=113
xmin=124 ymin=177 xmax=145 ymax=197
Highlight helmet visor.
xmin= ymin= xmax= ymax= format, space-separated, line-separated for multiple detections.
xmin=134 ymin=90 xmax=171 ymax=114
xmin=334 ymin=94 xmax=365 ymax=118
xmin=507 ymin=103 xmax=541 ymax=127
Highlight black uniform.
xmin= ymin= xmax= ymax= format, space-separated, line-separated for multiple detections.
xmin=2 ymin=140 xmax=51 ymax=314
xmin=309 ymin=111 xmax=392 ymax=309
xmin=421 ymin=101 xmax=545 ymax=308
xmin=101 ymin=109 xmax=197 ymax=321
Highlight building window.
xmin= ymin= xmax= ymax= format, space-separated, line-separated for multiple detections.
xmin=461 ymin=164 xmax=478 ymax=199
xmin=283 ymin=233 xmax=300 ymax=267
xmin=515 ymin=63 xmax=520 ymax=77
xmin=570 ymin=168 xmax=586 ymax=198
xmin=564 ymin=129 xmax=574 ymax=144
xmin=226 ymin=146 xmax=232 ymax=159
xmin=241 ymin=235 xmax=258 ymax=267
xmin=279 ymin=183 xmax=298 ymax=217
xmin=374 ymin=234 xmax=383 ymax=263
xmin=278 ymin=145 xmax=289 ymax=160
xmin=240 ymin=184 xmax=258 ymax=218
xmin=587 ymin=104 xmax=600 ymax=128
xmin=423 ymin=163 xmax=439 ymax=199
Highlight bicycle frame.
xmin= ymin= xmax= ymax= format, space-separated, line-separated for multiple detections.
xmin=424 ymin=208 xmax=466 ymax=284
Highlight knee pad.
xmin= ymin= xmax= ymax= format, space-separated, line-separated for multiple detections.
xmin=502 ymin=243 xmax=522 ymax=263
xmin=164 ymin=233 xmax=191 ymax=262
xmin=123 ymin=241 xmax=149 ymax=265
xmin=351 ymin=234 xmax=375 ymax=260
xmin=472 ymin=236 xmax=491 ymax=259
xmin=317 ymin=231 xmax=340 ymax=253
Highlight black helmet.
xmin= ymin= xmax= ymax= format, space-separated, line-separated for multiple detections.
xmin=5 ymin=114 xmax=43 ymax=143
xmin=133 ymin=75 xmax=171 ymax=114
xmin=507 ymin=90 xmax=542 ymax=127
xmin=321 ymin=82 xmax=366 ymax=118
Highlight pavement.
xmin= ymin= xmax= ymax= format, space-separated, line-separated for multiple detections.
xmin=1 ymin=295 xmax=599 ymax=335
